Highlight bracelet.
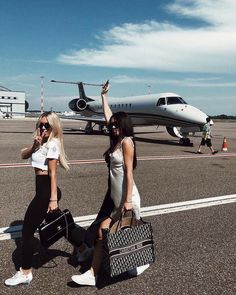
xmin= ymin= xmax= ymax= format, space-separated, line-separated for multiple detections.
xmin=49 ymin=199 xmax=57 ymax=202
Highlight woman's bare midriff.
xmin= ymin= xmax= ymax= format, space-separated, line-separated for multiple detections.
xmin=34 ymin=168 xmax=48 ymax=175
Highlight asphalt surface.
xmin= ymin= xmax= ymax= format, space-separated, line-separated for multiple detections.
xmin=0 ymin=119 xmax=236 ymax=295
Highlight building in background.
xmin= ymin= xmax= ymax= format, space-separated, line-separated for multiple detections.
xmin=0 ymin=85 xmax=25 ymax=118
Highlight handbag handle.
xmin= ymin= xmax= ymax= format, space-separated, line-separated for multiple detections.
xmin=45 ymin=209 xmax=69 ymax=239
xmin=63 ymin=211 xmax=69 ymax=240
xmin=114 ymin=210 xmax=136 ymax=233
xmin=45 ymin=208 xmax=62 ymax=222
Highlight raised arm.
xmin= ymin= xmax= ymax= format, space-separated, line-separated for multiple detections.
xmin=21 ymin=128 xmax=43 ymax=159
xmin=101 ymin=81 xmax=113 ymax=124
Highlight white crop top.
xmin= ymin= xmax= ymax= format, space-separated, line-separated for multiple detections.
xmin=30 ymin=138 xmax=60 ymax=171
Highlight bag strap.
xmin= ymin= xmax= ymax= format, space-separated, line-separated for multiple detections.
xmin=62 ymin=210 xmax=69 ymax=239
xmin=114 ymin=210 xmax=135 ymax=232
xmin=46 ymin=209 xmax=69 ymax=239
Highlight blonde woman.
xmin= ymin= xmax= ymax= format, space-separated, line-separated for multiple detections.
xmin=5 ymin=112 xmax=69 ymax=287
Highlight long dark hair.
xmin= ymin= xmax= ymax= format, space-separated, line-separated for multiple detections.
xmin=104 ymin=112 xmax=137 ymax=169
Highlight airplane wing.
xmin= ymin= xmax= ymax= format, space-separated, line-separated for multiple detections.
xmin=42 ymin=111 xmax=107 ymax=124
xmin=59 ymin=113 xmax=106 ymax=124
xmin=5 ymin=110 xmax=106 ymax=125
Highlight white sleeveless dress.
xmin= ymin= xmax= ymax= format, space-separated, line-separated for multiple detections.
xmin=109 ymin=137 xmax=140 ymax=220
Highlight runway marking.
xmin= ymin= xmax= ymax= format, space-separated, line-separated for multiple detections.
xmin=0 ymin=152 xmax=235 ymax=168
xmin=1 ymin=193 xmax=236 ymax=241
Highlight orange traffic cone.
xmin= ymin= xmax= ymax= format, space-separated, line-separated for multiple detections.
xmin=222 ymin=137 xmax=228 ymax=152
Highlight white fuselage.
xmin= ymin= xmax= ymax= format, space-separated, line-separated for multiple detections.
xmin=82 ymin=92 xmax=207 ymax=128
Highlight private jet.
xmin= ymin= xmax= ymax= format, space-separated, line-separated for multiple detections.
xmin=51 ymin=80 xmax=207 ymax=145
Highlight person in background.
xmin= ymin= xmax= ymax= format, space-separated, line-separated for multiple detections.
xmin=5 ymin=112 xmax=69 ymax=287
xmin=197 ymin=117 xmax=218 ymax=155
xmin=71 ymin=81 xmax=149 ymax=287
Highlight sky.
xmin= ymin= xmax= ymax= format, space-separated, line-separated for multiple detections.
xmin=0 ymin=0 xmax=235 ymax=115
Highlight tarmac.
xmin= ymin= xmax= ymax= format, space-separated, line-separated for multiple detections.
xmin=0 ymin=118 xmax=236 ymax=295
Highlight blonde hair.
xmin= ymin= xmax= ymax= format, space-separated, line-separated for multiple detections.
xmin=36 ymin=112 xmax=69 ymax=170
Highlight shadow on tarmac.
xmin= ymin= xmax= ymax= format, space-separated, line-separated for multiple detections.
xmin=66 ymin=251 xmax=134 ymax=289
xmin=135 ymin=136 xmax=180 ymax=146
xmin=10 ymin=220 xmax=71 ymax=271
xmin=182 ymin=151 xmax=198 ymax=154
xmin=63 ymin=129 xmax=106 ymax=136
xmin=63 ymin=129 xmax=164 ymax=136
xmin=9 ymin=221 xmax=140 ymax=289
xmin=67 ymin=267 xmax=131 ymax=290
xmin=0 ymin=131 xmax=33 ymax=134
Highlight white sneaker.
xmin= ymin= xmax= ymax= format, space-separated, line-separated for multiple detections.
xmin=5 ymin=268 xmax=33 ymax=286
xmin=128 ymin=264 xmax=150 ymax=276
xmin=76 ymin=246 xmax=94 ymax=263
xmin=71 ymin=270 xmax=96 ymax=286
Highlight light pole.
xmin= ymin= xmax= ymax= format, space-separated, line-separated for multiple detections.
xmin=40 ymin=76 xmax=44 ymax=113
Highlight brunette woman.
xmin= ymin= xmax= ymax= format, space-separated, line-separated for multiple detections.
xmin=71 ymin=82 xmax=149 ymax=286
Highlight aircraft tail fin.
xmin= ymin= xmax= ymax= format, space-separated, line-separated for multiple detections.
xmin=51 ymin=79 xmax=104 ymax=102
xmin=78 ymin=82 xmax=94 ymax=102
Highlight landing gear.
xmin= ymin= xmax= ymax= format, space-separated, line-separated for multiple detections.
xmin=179 ymin=138 xmax=192 ymax=146
xmin=99 ymin=125 xmax=109 ymax=134
xmin=85 ymin=122 xmax=93 ymax=134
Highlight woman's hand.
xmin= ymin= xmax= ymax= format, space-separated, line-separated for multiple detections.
xmin=33 ymin=128 xmax=46 ymax=150
xmin=47 ymin=200 xmax=58 ymax=212
xmin=101 ymin=80 xmax=109 ymax=95
xmin=123 ymin=201 xmax=133 ymax=211
xmin=100 ymin=80 xmax=112 ymax=123
xmin=21 ymin=128 xmax=47 ymax=159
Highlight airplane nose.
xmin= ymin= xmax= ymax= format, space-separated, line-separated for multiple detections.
xmin=183 ymin=105 xmax=207 ymax=125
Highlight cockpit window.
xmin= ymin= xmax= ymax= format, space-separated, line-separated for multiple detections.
xmin=156 ymin=97 xmax=166 ymax=106
xmin=166 ymin=97 xmax=187 ymax=105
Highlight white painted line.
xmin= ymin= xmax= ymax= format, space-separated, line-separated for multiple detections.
xmin=0 ymin=153 xmax=235 ymax=168
xmin=1 ymin=194 xmax=236 ymax=241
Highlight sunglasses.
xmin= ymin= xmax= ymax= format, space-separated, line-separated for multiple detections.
xmin=39 ymin=122 xmax=51 ymax=130
xmin=109 ymin=122 xmax=120 ymax=129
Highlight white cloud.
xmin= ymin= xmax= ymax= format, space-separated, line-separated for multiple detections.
xmin=111 ymin=75 xmax=152 ymax=84
xmin=111 ymin=75 xmax=236 ymax=88
xmin=57 ymin=0 xmax=236 ymax=74
xmin=167 ymin=0 xmax=236 ymax=29
xmin=0 ymin=74 xmax=38 ymax=90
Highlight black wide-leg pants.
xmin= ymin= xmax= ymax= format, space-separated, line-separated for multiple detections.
xmin=21 ymin=175 xmax=61 ymax=269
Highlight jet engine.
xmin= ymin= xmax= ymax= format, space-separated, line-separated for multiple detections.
xmin=68 ymin=98 xmax=87 ymax=112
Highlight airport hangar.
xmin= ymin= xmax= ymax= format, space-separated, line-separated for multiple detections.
xmin=0 ymin=85 xmax=26 ymax=118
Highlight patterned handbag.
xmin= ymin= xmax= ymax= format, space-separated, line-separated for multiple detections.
xmin=102 ymin=211 xmax=155 ymax=277
xmin=38 ymin=208 xmax=76 ymax=248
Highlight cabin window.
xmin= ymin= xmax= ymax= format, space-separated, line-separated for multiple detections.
xmin=156 ymin=97 xmax=166 ymax=106
xmin=167 ymin=97 xmax=187 ymax=105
